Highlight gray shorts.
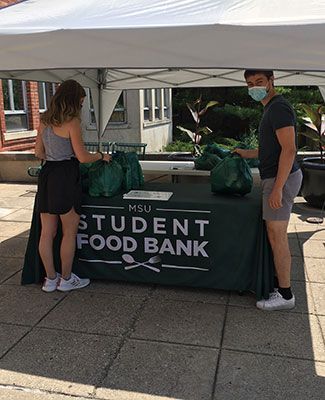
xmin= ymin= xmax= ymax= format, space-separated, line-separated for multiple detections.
xmin=261 ymin=169 xmax=303 ymax=221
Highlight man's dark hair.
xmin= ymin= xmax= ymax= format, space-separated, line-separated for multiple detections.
xmin=244 ymin=70 xmax=274 ymax=80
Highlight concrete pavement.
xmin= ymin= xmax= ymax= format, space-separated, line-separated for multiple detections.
xmin=0 ymin=182 xmax=324 ymax=400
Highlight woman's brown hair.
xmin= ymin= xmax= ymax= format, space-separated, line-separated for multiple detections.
xmin=41 ymin=79 xmax=86 ymax=126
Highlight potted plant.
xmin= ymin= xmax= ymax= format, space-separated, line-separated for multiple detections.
xmin=299 ymin=104 xmax=325 ymax=208
xmin=172 ymin=96 xmax=217 ymax=160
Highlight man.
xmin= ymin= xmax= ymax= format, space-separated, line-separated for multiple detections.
xmin=235 ymin=70 xmax=303 ymax=311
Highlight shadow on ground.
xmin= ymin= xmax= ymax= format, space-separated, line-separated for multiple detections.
xmin=0 ymin=186 xmax=324 ymax=399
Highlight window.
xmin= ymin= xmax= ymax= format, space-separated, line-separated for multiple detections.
xmin=86 ymin=89 xmax=96 ymax=128
xmin=38 ymin=82 xmax=57 ymax=112
xmin=155 ymin=89 xmax=162 ymax=120
xmin=86 ymin=89 xmax=126 ymax=129
xmin=164 ymin=88 xmax=171 ymax=119
xmin=143 ymin=89 xmax=151 ymax=121
xmin=143 ymin=88 xmax=171 ymax=123
xmin=38 ymin=82 xmax=47 ymax=111
xmin=2 ymin=79 xmax=28 ymax=132
xmin=109 ymin=92 xmax=126 ymax=124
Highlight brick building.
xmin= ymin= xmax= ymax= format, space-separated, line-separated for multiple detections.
xmin=0 ymin=0 xmax=37 ymax=151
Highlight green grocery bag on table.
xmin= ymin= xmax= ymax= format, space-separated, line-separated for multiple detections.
xmin=80 ymin=161 xmax=97 ymax=193
xmin=211 ymin=153 xmax=253 ymax=196
xmin=88 ymin=160 xmax=124 ymax=197
xmin=204 ymin=143 xmax=231 ymax=159
xmin=194 ymin=152 xmax=222 ymax=170
xmin=113 ymin=151 xmax=144 ymax=190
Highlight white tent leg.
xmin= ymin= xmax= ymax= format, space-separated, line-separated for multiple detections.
xmin=90 ymin=69 xmax=121 ymax=149
xmin=319 ymin=86 xmax=325 ymax=102
xmin=90 ymin=86 xmax=122 ymax=148
xmin=99 ymin=89 xmax=122 ymax=138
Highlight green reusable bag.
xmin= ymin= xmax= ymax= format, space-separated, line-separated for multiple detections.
xmin=113 ymin=151 xmax=144 ymax=190
xmin=204 ymin=143 xmax=231 ymax=159
xmin=80 ymin=161 xmax=98 ymax=193
xmin=88 ymin=160 xmax=124 ymax=197
xmin=211 ymin=154 xmax=253 ymax=196
xmin=194 ymin=152 xmax=222 ymax=170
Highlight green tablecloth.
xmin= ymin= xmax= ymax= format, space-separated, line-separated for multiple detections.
xmin=22 ymin=183 xmax=274 ymax=299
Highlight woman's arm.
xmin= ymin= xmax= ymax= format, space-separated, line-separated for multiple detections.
xmin=35 ymin=123 xmax=46 ymax=159
xmin=69 ymin=118 xmax=111 ymax=163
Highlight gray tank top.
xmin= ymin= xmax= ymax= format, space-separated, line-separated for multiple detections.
xmin=42 ymin=126 xmax=75 ymax=161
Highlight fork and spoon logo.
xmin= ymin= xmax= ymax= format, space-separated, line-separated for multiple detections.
xmin=122 ymin=254 xmax=161 ymax=272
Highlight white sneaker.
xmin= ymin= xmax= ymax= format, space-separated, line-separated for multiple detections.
xmin=57 ymin=272 xmax=90 ymax=292
xmin=256 ymin=290 xmax=295 ymax=311
xmin=42 ymin=273 xmax=61 ymax=293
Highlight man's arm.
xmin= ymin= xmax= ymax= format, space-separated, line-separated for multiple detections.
xmin=233 ymin=148 xmax=259 ymax=159
xmin=268 ymin=126 xmax=296 ymax=209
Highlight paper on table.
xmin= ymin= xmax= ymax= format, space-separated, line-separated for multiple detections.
xmin=123 ymin=190 xmax=173 ymax=201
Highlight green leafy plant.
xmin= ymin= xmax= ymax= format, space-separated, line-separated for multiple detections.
xmin=163 ymin=141 xmax=196 ymax=152
xmin=239 ymin=129 xmax=259 ymax=149
xmin=176 ymin=95 xmax=218 ymax=156
xmin=298 ymin=104 xmax=325 ymax=162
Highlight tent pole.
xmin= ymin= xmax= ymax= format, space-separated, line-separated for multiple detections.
xmin=98 ymin=83 xmax=104 ymax=150
xmin=97 ymin=69 xmax=107 ymax=151
xmin=319 ymin=86 xmax=325 ymax=102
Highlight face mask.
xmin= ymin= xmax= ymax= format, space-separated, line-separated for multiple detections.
xmin=248 ymin=86 xmax=268 ymax=102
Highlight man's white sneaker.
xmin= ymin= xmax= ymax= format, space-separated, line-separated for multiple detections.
xmin=42 ymin=273 xmax=61 ymax=293
xmin=57 ymin=272 xmax=90 ymax=292
xmin=256 ymin=290 xmax=295 ymax=311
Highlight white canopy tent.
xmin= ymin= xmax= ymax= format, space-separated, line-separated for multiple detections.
xmin=1 ymin=0 xmax=325 ymax=137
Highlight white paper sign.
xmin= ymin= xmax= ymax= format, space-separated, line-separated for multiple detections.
xmin=123 ymin=190 xmax=173 ymax=201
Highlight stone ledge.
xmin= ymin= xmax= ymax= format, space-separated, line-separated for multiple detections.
xmin=0 ymin=150 xmax=321 ymax=162
xmin=0 ymin=151 xmax=322 ymax=183
xmin=0 ymin=151 xmax=37 ymax=161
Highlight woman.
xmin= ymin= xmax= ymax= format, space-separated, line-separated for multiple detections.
xmin=35 ymin=79 xmax=111 ymax=292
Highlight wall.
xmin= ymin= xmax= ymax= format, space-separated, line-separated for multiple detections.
xmin=141 ymin=123 xmax=172 ymax=152
xmin=0 ymin=152 xmax=39 ymax=182
xmin=139 ymin=89 xmax=173 ymax=152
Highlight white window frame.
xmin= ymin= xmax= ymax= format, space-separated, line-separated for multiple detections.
xmin=163 ymin=88 xmax=171 ymax=119
xmin=3 ymin=79 xmax=29 ymax=132
xmin=154 ymin=89 xmax=162 ymax=120
xmin=143 ymin=89 xmax=152 ymax=122
xmin=143 ymin=88 xmax=171 ymax=127
xmin=38 ymin=82 xmax=47 ymax=112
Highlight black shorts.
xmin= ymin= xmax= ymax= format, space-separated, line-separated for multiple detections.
xmin=36 ymin=158 xmax=82 ymax=215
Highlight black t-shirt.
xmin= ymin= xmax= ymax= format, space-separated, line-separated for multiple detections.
xmin=258 ymin=95 xmax=299 ymax=179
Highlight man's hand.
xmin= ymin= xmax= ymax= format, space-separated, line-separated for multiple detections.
xmin=268 ymin=186 xmax=283 ymax=209
xmin=233 ymin=148 xmax=259 ymax=159
xmin=233 ymin=148 xmax=249 ymax=158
